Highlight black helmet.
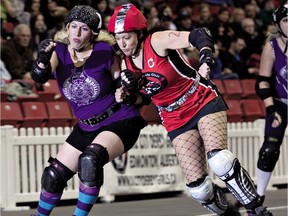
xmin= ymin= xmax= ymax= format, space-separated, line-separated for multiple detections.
xmin=272 ymin=3 xmax=288 ymax=24
xmin=65 ymin=5 xmax=102 ymax=35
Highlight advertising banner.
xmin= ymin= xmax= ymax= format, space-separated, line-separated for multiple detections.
xmin=104 ymin=125 xmax=186 ymax=195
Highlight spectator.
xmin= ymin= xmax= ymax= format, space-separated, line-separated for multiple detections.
xmin=210 ymin=43 xmax=239 ymax=79
xmin=259 ymin=0 xmax=276 ymax=26
xmin=157 ymin=3 xmax=177 ymax=30
xmin=203 ymin=0 xmax=234 ymax=7
xmin=230 ymin=7 xmax=246 ymax=35
xmin=29 ymin=12 xmax=48 ymax=53
xmin=0 ymin=59 xmax=12 ymax=84
xmin=144 ymin=5 xmax=159 ymax=30
xmin=194 ymin=3 xmax=214 ymax=28
xmin=40 ymin=0 xmax=70 ymax=31
xmin=175 ymin=10 xmax=195 ymax=31
xmin=244 ymin=2 xmax=264 ymax=32
xmin=102 ymin=14 xmax=111 ymax=30
xmin=1 ymin=0 xmax=17 ymax=39
xmin=210 ymin=7 xmax=234 ymax=49
xmin=1 ymin=23 xmax=35 ymax=80
xmin=220 ymin=35 xmax=258 ymax=79
xmin=24 ymin=0 xmax=42 ymax=17
xmin=91 ymin=0 xmax=112 ymax=20
xmin=240 ymin=17 xmax=266 ymax=61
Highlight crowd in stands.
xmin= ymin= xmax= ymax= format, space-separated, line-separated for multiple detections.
xmin=0 ymin=0 xmax=282 ymax=101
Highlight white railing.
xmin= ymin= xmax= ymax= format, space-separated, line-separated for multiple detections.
xmin=1 ymin=119 xmax=287 ymax=211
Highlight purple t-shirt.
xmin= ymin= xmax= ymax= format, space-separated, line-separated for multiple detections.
xmin=54 ymin=42 xmax=140 ymax=131
xmin=271 ymin=38 xmax=288 ymax=101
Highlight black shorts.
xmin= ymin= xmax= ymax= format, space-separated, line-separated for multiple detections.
xmin=66 ymin=116 xmax=147 ymax=152
xmin=168 ymin=95 xmax=228 ymax=141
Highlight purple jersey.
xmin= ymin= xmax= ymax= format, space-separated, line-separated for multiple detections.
xmin=271 ymin=38 xmax=288 ymax=102
xmin=54 ymin=42 xmax=140 ymax=131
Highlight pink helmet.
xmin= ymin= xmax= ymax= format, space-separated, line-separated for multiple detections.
xmin=108 ymin=3 xmax=147 ymax=33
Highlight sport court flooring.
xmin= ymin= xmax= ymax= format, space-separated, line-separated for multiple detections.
xmin=1 ymin=187 xmax=287 ymax=216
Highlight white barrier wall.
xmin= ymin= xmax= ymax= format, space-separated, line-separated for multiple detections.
xmin=1 ymin=119 xmax=287 ymax=211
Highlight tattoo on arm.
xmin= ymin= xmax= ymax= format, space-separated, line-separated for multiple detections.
xmin=168 ymin=32 xmax=180 ymax=38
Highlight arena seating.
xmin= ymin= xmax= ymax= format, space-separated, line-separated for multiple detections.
xmin=0 ymin=78 xmax=265 ymax=128
xmin=1 ymin=102 xmax=23 ymax=128
xmin=241 ymin=99 xmax=265 ymax=122
xmin=45 ymin=101 xmax=73 ymax=127
xmin=240 ymin=79 xmax=258 ymax=99
xmin=222 ymin=79 xmax=243 ymax=100
xmin=225 ymin=99 xmax=243 ymax=122
xmin=37 ymin=79 xmax=64 ymax=101
xmin=20 ymin=101 xmax=48 ymax=128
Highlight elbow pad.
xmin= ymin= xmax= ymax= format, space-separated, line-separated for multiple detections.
xmin=255 ymin=88 xmax=273 ymax=100
xmin=255 ymin=75 xmax=273 ymax=100
xmin=189 ymin=28 xmax=215 ymax=52
xmin=31 ymin=61 xmax=52 ymax=84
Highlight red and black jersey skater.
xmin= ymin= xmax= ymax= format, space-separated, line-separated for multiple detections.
xmin=108 ymin=3 xmax=273 ymax=216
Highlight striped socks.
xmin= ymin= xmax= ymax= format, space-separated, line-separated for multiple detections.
xmin=73 ymin=182 xmax=100 ymax=216
xmin=36 ymin=190 xmax=62 ymax=216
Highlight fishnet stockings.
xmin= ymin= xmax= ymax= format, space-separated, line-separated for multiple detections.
xmin=172 ymin=111 xmax=227 ymax=183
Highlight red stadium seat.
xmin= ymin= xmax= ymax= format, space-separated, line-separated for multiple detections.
xmin=140 ymin=103 xmax=161 ymax=124
xmin=37 ymin=80 xmax=63 ymax=101
xmin=223 ymin=79 xmax=243 ymax=99
xmin=211 ymin=79 xmax=226 ymax=98
xmin=1 ymin=102 xmax=23 ymax=128
xmin=45 ymin=101 xmax=73 ymax=127
xmin=225 ymin=99 xmax=243 ymax=122
xmin=241 ymin=99 xmax=264 ymax=122
xmin=240 ymin=79 xmax=258 ymax=99
xmin=21 ymin=102 xmax=48 ymax=128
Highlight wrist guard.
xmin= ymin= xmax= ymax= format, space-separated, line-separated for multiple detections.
xmin=123 ymin=93 xmax=137 ymax=105
xmin=114 ymin=76 xmax=122 ymax=88
xmin=199 ymin=49 xmax=216 ymax=69
xmin=266 ymin=105 xmax=278 ymax=124
xmin=31 ymin=61 xmax=51 ymax=84
xmin=189 ymin=28 xmax=215 ymax=52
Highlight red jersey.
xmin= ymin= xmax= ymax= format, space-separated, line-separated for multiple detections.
xmin=124 ymin=35 xmax=219 ymax=132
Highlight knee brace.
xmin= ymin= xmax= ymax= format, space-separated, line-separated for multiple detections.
xmin=78 ymin=143 xmax=109 ymax=187
xmin=257 ymin=137 xmax=281 ymax=172
xmin=41 ymin=157 xmax=75 ymax=193
xmin=186 ymin=176 xmax=228 ymax=215
xmin=208 ymin=149 xmax=259 ymax=208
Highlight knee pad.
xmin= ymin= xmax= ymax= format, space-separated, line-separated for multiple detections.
xmin=187 ymin=176 xmax=228 ymax=214
xmin=257 ymin=137 xmax=281 ymax=172
xmin=78 ymin=143 xmax=109 ymax=187
xmin=41 ymin=157 xmax=75 ymax=193
xmin=207 ymin=149 xmax=238 ymax=179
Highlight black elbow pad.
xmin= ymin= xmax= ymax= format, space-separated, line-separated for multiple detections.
xmin=189 ymin=28 xmax=215 ymax=52
xmin=255 ymin=75 xmax=273 ymax=100
xmin=31 ymin=61 xmax=52 ymax=84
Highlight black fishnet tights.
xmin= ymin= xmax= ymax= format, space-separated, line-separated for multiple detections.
xmin=172 ymin=111 xmax=227 ymax=183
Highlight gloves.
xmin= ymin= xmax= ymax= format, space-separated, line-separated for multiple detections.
xmin=37 ymin=39 xmax=55 ymax=65
xmin=199 ymin=49 xmax=216 ymax=69
xmin=120 ymin=69 xmax=137 ymax=90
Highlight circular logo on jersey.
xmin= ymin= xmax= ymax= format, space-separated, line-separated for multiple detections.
xmin=63 ymin=68 xmax=100 ymax=106
xmin=138 ymin=72 xmax=167 ymax=97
